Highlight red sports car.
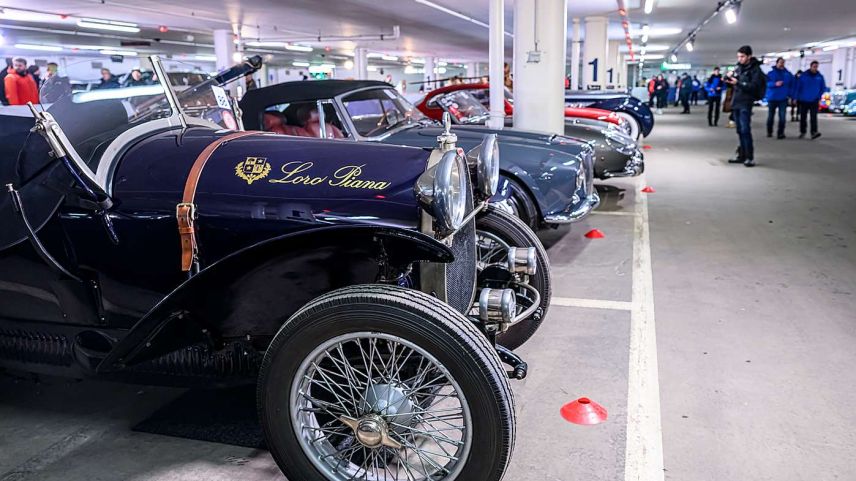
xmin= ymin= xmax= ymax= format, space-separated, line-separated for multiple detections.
xmin=416 ymin=82 xmax=629 ymax=132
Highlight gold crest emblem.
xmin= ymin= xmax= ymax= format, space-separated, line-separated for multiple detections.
xmin=235 ymin=157 xmax=271 ymax=185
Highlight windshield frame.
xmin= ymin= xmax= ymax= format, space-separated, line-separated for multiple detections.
xmin=333 ymin=86 xmax=431 ymax=141
xmin=434 ymin=90 xmax=490 ymax=125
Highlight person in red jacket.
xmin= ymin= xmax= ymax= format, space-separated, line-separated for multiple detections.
xmin=4 ymin=58 xmax=40 ymax=105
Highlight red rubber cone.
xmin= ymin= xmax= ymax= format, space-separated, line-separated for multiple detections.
xmin=561 ymin=397 xmax=608 ymax=425
xmin=641 ymin=186 xmax=656 ymax=193
xmin=584 ymin=229 xmax=605 ymax=239
xmin=642 ymin=145 xmax=652 ymax=150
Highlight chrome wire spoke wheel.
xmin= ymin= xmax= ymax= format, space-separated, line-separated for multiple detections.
xmin=291 ymin=332 xmax=473 ymax=481
xmin=476 ymin=230 xmax=511 ymax=270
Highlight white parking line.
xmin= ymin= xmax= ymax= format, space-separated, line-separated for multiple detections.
xmin=550 ymin=296 xmax=633 ymax=311
xmin=624 ymin=175 xmax=665 ymax=481
xmin=592 ymin=210 xmax=640 ymax=217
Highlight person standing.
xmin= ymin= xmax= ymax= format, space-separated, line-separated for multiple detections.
xmin=725 ymin=45 xmax=765 ymax=167
xmin=27 ymin=65 xmax=42 ymax=89
xmin=126 ymin=68 xmax=149 ymax=86
xmin=679 ymin=73 xmax=692 ymax=113
xmin=705 ymin=67 xmax=724 ymax=126
xmin=0 ymin=58 xmax=12 ymax=105
xmin=647 ymin=76 xmax=657 ymax=107
xmin=794 ymin=60 xmax=826 ymax=140
xmin=691 ymin=75 xmax=701 ymax=105
xmin=790 ymin=70 xmax=802 ymax=122
xmin=3 ymin=57 xmax=40 ymax=106
xmin=655 ymin=74 xmax=668 ymax=114
xmin=95 ymin=68 xmax=119 ymax=89
xmin=765 ymin=57 xmax=794 ymax=139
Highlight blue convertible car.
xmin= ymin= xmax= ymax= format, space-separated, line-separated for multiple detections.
xmin=240 ymin=80 xmax=599 ymax=231
xmin=0 ymin=56 xmax=546 ymax=481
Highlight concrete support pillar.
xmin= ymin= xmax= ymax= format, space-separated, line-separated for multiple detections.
xmin=831 ymin=48 xmax=847 ymax=88
xmin=582 ymin=16 xmax=608 ymax=90
xmin=354 ymin=48 xmax=369 ymax=80
xmin=512 ymin=0 xmax=568 ymax=134
xmin=569 ymin=18 xmax=581 ymax=90
xmin=213 ymin=29 xmax=237 ymax=73
xmin=466 ymin=62 xmax=479 ymax=79
xmin=606 ymin=40 xmax=620 ymax=88
xmin=424 ymin=57 xmax=437 ymax=88
xmin=845 ymin=47 xmax=855 ymax=88
xmin=487 ymin=0 xmax=505 ymax=129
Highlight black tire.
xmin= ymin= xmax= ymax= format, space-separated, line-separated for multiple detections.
xmin=504 ymin=176 xmax=540 ymax=230
xmin=258 ymin=284 xmax=516 ymax=481
xmin=477 ymin=205 xmax=552 ymax=350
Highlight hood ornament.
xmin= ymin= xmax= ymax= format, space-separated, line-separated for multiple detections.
xmin=436 ymin=111 xmax=458 ymax=152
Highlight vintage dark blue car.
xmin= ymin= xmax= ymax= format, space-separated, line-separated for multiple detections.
xmin=564 ymin=90 xmax=655 ymax=140
xmin=239 ymin=80 xmax=599 ymax=231
xmin=0 ymin=57 xmax=547 ymax=481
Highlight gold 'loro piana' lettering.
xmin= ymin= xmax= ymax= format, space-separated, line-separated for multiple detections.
xmin=268 ymin=161 xmax=391 ymax=191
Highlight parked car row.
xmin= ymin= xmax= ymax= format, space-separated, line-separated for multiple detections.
xmin=0 ymin=56 xmax=649 ymax=481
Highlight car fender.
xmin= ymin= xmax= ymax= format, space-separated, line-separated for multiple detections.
xmin=97 ymin=225 xmax=452 ymax=372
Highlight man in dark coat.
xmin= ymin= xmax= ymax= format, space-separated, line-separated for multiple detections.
xmin=725 ymin=45 xmax=765 ymax=167
xmin=794 ymin=60 xmax=826 ymax=140
xmin=705 ymin=67 xmax=724 ymax=126
xmin=678 ymin=73 xmax=692 ymax=114
xmin=95 ymin=68 xmax=120 ymax=89
xmin=0 ymin=58 xmax=12 ymax=105
xmin=765 ymin=57 xmax=794 ymax=139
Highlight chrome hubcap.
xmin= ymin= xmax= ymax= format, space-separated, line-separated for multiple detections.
xmin=291 ymin=332 xmax=472 ymax=481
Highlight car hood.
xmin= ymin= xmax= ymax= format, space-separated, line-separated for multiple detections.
xmin=405 ymin=124 xmax=590 ymax=153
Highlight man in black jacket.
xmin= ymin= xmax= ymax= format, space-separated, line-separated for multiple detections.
xmin=725 ymin=45 xmax=765 ymax=167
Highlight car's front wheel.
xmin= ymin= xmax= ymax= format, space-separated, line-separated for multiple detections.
xmin=258 ymin=284 xmax=516 ymax=481
xmin=477 ymin=205 xmax=552 ymax=350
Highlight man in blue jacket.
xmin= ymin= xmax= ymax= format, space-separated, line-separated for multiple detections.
xmin=765 ymin=57 xmax=793 ymax=139
xmin=705 ymin=67 xmax=724 ymax=126
xmin=794 ymin=60 xmax=826 ymax=139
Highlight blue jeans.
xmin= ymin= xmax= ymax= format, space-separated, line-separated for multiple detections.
xmin=766 ymin=100 xmax=788 ymax=136
xmin=733 ymin=107 xmax=753 ymax=159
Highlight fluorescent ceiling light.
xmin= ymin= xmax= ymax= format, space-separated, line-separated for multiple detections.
xmin=246 ymin=41 xmax=287 ymax=47
xmin=822 ymin=45 xmax=838 ymax=52
xmin=0 ymin=7 xmax=66 ymax=23
xmin=438 ymin=61 xmax=448 ymax=66
xmin=644 ymin=54 xmax=664 ymax=60
xmin=195 ymin=55 xmax=217 ymax=61
xmin=404 ymin=65 xmax=423 ymax=74
xmin=621 ymin=43 xmax=668 ymax=53
xmin=77 ymin=18 xmax=140 ymax=33
xmin=308 ymin=65 xmax=334 ymax=73
xmin=292 ymin=61 xmax=310 ymax=67
xmin=724 ymin=6 xmax=738 ymax=24
xmin=367 ymin=65 xmax=378 ymax=72
xmin=100 ymin=49 xmax=137 ymax=56
xmin=644 ymin=0 xmax=654 ymax=14
xmin=285 ymin=44 xmax=313 ymax=52
xmin=632 ymin=27 xmax=682 ymax=38
xmin=14 ymin=43 xmax=62 ymax=51
xmin=344 ymin=60 xmax=354 ymax=69
xmin=414 ymin=0 xmax=512 ymax=36
xmin=410 ymin=58 xmax=425 ymax=64
xmin=381 ymin=55 xmax=398 ymax=61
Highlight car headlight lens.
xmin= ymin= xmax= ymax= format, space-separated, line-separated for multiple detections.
xmin=466 ymin=133 xmax=500 ymax=199
xmin=415 ymin=150 xmax=468 ymax=236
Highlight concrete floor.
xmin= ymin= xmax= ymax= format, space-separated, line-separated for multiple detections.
xmin=1 ymin=107 xmax=855 ymax=480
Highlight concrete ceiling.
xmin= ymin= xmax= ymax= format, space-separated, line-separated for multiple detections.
xmin=0 ymin=0 xmax=854 ymax=68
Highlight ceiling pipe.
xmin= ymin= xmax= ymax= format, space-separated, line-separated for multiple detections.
xmin=250 ymin=25 xmax=400 ymax=44
xmin=0 ymin=22 xmax=213 ymax=48
xmin=667 ymin=0 xmax=741 ymax=62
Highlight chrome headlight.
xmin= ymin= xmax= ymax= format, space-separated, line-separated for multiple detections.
xmin=415 ymin=150 xmax=468 ymax=236
xmin=466 ymin=134 xmax=500 ymax=200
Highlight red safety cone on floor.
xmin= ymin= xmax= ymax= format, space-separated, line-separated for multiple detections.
xmin=584 ymin=229 xmax=605 ymax=239
xmin=643 ymin=145 xmax=652 ymax=150
xmin=641 ymin=186 xmax=656 ymax=193
xmin=560 ymin=397 xmax=608 ymax=425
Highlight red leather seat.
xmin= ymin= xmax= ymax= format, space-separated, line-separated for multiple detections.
xmin=263 ymin=112 xmax=312 ymax=137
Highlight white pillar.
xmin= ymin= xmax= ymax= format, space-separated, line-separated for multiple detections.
xmin=466 ymin=62 xmax=479 ymax=79
xmin=582 ymin=16 xmax=608 ymax=90
xmin=570 ymin=17 xmax=581 ymax=91
xmin=487 ymin=0 xmax=505 ymax=129
xmin=354 ymin=48 xmax=369 ymax=80
xmin=213 ymin=29 xmax=236 ymax=73
xmin=512 ymin=0 xmax=568 ymax=134
xmin=830 ymin=48 xmax=848 ymax=88
xmin=423 ymin=57 xmax=437 ymax=89
xmin=606 ymin=40 xmax=620 ymax=88
xmin=845 ymin=47 xmax=855 ymax=88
